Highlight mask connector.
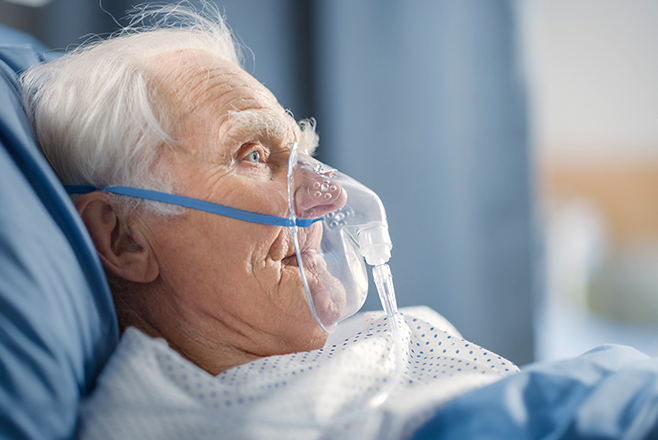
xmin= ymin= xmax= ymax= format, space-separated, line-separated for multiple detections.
xmin=357 ymin=222 xmax=392 ymax=266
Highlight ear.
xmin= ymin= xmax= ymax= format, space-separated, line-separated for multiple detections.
xmin=75 ymin=193 xmax=159 ymax=283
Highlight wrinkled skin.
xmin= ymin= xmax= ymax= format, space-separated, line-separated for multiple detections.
xmin=78 ymin=49 xmax=347 ymax=374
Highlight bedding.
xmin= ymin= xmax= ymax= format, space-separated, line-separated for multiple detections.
xmin=0 ymin=35 xmax=118 ymax=440
xmin=414 ymin=344 xmax=658 ymax=439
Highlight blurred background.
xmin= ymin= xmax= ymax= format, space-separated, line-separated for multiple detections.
xmin=522 ymin=0 xmax=658 ymax=361
xmin=1 ymin=0 xmax=656 ymax=366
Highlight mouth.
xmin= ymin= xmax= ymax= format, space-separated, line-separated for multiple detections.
xmin=275 ymin=226 xmax=347 ymax=327
xmin=282 ymin=247 xmax=315 ymax=268
xmin=282 ymin=252 xmax=298 ymax=267
xmin=280 ymin=225 xmax=322 ymax=268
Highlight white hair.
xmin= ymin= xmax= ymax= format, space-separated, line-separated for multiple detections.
xmin=21 ymin=2 xmax=242 ymax=215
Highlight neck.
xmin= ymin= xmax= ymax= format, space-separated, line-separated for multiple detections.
xmin=112 ymin=282 xmax=263 ymax=375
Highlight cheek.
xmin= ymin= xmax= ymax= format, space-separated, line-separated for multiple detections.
xmin=153 ymin=213 xmax=327 ymax=353
xmin=226 ymin=174 xmax=290 ymax=218
xmin=181 ymin=214 xmax=287 ymax=304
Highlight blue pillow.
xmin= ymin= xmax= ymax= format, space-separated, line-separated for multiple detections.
xmin=0 ymin=24 xmax=48 ymax=52
xmin=0 ymin=39 xmax=119 ymax=440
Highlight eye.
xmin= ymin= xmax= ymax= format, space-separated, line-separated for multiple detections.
xmin=246 ymin=149 xmax=261 ymax=163
xmin=240 ymin=143 xmax=268 ymax=165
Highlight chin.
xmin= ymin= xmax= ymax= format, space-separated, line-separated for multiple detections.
xmin=301 ymin=328 xmax=329 ymax=351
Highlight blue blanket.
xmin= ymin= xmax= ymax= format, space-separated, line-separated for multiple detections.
xmin=413 ymin=345 xmax=658 ymax=439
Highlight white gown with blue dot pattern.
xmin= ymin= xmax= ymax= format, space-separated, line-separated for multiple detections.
xmin=79 ymin=306 xmax=517 ymax=439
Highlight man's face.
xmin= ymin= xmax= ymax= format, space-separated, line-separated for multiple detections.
xmin=141 ymin=50 xmax=345 ymax=358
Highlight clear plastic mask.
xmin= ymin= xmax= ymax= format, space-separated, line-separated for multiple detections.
xmin=286 ymin=143 xmax=392 ymax=331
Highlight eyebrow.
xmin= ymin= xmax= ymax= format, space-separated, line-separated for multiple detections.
xmin=226 ymin=108 xmax=295 ymax=146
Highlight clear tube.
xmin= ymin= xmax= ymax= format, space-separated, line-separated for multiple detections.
xmin=373 ymin=264 xmax=397 ymax=316
xmin=369 ymin=263 xmax=404 ymax=407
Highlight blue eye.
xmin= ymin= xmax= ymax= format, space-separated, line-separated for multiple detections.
xmin=246 ymin=149 xmax=261 ymax=163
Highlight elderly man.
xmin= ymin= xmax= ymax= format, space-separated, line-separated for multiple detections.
xmin=21 ymin=4 xmax=515 ymax=439
xmin=23 ymin=5 xmax=341 ymax=375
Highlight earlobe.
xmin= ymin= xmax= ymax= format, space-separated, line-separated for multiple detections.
xmin=76 ymin=194 xmax=159 ymax=283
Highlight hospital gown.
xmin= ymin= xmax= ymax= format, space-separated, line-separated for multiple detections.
xmin=78 ymin=307 xmax=517 ymax=440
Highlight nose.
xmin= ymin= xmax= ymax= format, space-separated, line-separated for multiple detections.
xmin=294 ymin=165 xmax=347 ymax=219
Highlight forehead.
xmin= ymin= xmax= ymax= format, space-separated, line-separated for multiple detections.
xmin=150 ymin=49 xmax=297 ymax=149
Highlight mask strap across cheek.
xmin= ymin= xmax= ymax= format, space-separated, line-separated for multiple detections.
xmin=64 ymin=185 xmax=323 ymax=228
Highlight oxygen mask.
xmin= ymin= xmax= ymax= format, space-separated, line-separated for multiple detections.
xmin=286 ymin=143 xmax=393 ymax=331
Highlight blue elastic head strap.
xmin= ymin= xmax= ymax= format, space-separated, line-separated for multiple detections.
xmin=64 ymin=185 xmax=322 ymax=228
